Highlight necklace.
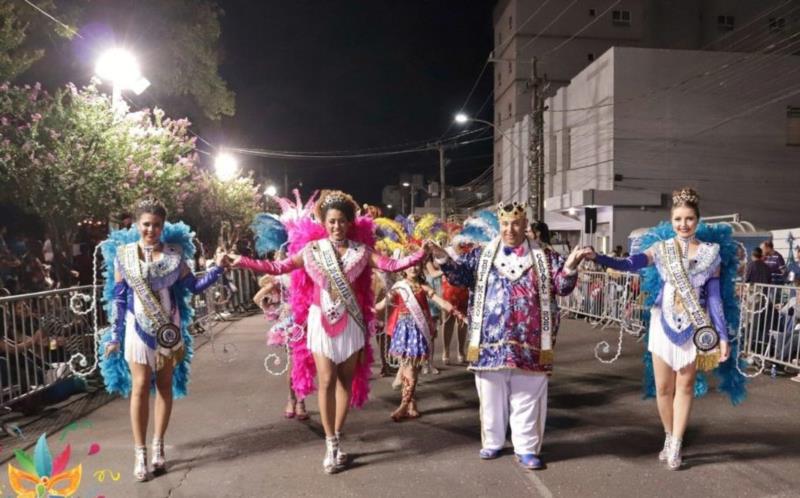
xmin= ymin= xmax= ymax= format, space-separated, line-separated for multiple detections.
xmin=676 ymin=235 xmax=695 ymax=258
xmin=329 ymin=238 xmax=348 ymax=248
xmin=138 ymin=242 xmax=161 ymax=263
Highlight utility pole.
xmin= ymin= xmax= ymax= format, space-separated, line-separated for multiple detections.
xmin=439 ymin=144 xmax=446 ymax=220
xmin=283 ymin=165 xmax=289 ymax=196
xmin=528 ymin=57 xmax=546 ymax=220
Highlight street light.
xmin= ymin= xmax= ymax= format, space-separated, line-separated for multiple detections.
xmin=215 ymin=152 xmax=239 ymax=181
xmin=95 ymin=48 xmax=150 ymax=109
xmin=386 ymin=204 xmax=393 ymax=209
xmin=264 ymin=185 xmax=278 ymax=197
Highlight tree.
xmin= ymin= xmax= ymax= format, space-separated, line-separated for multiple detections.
xmin=3 ymin=0 xmax=235 ymax=120
xmin=0 ymin=82 xmax=199 ymax=257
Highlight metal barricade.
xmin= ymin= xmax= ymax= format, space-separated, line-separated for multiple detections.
xmin=0 ymin=286 xmax=106 ymax=407
xmin=738 ymin=282 xmax=800 ymax=371
xmin=0 ymin=267 xmax=260 ymax=409
xmin=561 ymin=270 xmax=800 ymax=372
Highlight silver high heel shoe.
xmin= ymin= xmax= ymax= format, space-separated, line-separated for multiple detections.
xmin=151 ymin=438 xmax=166 ymax=476
xmin=335 ymin=432 xmax=348 ymax=468
xmin=133 ymin=445 xmax=149 ymax=482
xmin=658 ymin=432 xmax=672 ymax=462
xmin=667 ymin=437 xmax=683 ymax=470
xmin=323 ymin=436 xmax=339 ymax=474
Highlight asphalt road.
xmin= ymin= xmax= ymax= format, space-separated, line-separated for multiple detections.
xmin=5 ymin=315 xmax=798 ymax=498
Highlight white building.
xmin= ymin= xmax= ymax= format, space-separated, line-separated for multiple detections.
xmin=491 ymin=0 xmax=797 ymax=208
xmin=543 ymin=46 xmax=800 ymax=251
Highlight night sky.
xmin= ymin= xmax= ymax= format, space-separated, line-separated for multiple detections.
xmin=208 ymin=0 xmax=495 ymax=205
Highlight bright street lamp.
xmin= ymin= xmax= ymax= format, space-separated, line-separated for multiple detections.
xmin=264 ymin=185 xmax=278 ymax=197
xmin=95 ymin=48 xmax=150 ymax=109
xmin=401 ymin=181 xmax=411 ymax=187
xmin=386 ymin=204 xmax=393 ymax=209
xmin=454 ymin=113 xmax=469 ymax=124
xmin=215 ymin=152 xmax=239 ymax=181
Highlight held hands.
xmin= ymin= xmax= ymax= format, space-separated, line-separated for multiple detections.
xmin=214 ymin=247 xmax=232 ymax=268
xmin=423 ymin=239 xmax=448 ymax=259
xmin=564 ymin=245 xmax=593 ymax=271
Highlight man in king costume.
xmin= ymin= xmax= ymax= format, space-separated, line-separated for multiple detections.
xmin=428 ymin=202 xmax=586 ymax=470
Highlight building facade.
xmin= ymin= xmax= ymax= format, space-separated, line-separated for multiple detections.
xmin=543 ymin=46 xmax=800 ymax=251
xmin=491 ymin=0 xmax=797 ymax=206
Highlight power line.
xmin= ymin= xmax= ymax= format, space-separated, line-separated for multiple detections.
xmin=22 ymin=0 xmax=82 ymax=39
xmin=516 ymin=0 xmax=579 ymax=55
xmin=541 ymin=0 xmax=622 ymax=58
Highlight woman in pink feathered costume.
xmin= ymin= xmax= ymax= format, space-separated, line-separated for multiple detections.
xmin=230 ymin=190 xmax=425 ymax=474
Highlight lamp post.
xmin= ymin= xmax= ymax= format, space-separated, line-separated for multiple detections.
xmin=95 ymin=48 xmax=150 ymax=112
xmin=215 ymin=152 xmax=239 ymax=181
xmin=454 ymin=112 xmax=529 ymax=209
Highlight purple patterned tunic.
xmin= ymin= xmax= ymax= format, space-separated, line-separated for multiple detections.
xmin=441 ymin=243 xmax=577 ymax=373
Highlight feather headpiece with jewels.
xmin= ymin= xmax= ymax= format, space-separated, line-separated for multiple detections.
xmin=374 ymin=213 xmax=445 ymax=256
xmin=497 ymin=201 xmax=527 ymax=222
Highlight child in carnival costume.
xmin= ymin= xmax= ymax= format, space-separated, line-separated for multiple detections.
xmin=251 ymin=212 xmax=310 ymax=421
xmin=99 ymin=198 xmax=228 ymax=481
xmin=586 ymin=187 xmax=747 ymax=470
xmin=375 ymin=238 xmax=465 ymax=421
xmin=229 ymin=190 xmax=426 ymax=474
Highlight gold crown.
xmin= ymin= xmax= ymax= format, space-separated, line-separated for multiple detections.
xmin=672 ymin=189 xmax=699 ymax=205
xmin=497 ymin=201 xmax=527 ymax=222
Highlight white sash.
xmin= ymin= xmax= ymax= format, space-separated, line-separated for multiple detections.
xmin=466 ymin=238 xmax=553 ymax=364
xmin=659 ymin=239 xmax=720 ymax=370
xmin=311 ymin=239 xmax=366 ymax=331
xmin=393 ymin=280 xmax=431 ymax=347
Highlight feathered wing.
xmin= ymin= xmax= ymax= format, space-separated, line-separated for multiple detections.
xmin=251 ymin=213 xmax=288 ymax=257
xmin=638 ymin=221 xmax=746 ymax=405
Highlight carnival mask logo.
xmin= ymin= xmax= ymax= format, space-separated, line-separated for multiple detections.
xmin=7 ymin=434 xmax=82 ymax=498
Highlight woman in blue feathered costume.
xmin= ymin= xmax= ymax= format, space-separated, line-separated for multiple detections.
xmin=584 ymin=187 xmax=746 ymax=470
xmin=99 ymin=198 xmax=228 ymax=482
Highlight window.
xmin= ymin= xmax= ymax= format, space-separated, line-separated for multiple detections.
xmin=588 ymin=53 xmax=595 ymax=61
xmin=497 ymin=31 xmax=502 ymax=46
xmin=508 ymin=15 xmax=513 ymax=29
xmin=508 ymin=60 xmax=512 ymax=74
xmin=769 ymin=17 xmax=786 ymax=32
xmin=508 ymin=102 xmax=513 ymax=118
xmin=497 ymin=112 xmax=502 ymax=127
xmin=589 ymin=8 xmax=596 ymax=17
xmin=787 ymin=106 xmax=800 ymax=146
xmin=717 ymin=15 xmax=735 ymax=31
xmin=612 ymin=9 xmax=631 ymax=26
xmin=497 ymin=70 xmax=502 ymax=87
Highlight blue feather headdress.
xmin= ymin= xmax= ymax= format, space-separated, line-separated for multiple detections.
xmin=452 ymin=209 xmax=499 ymax=246
xmin=251 ymin=213 xmax=289 ymax=257
xmin=98 ymin=222 xmax=196 ymax=398
xmin=638 ymin=221 xmax=747 ymax=405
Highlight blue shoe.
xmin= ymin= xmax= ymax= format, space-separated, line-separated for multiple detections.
xmin=479 ymin=448 xmax=501 ymax=460
xmin=515 ymin=453 xmax=544 ymax=470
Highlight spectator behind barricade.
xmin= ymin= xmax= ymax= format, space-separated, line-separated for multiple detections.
xmin=775 ymin=274 xmax=800 ymax=383
xmin=42 ymin=237 xmax=54 ymax=263
xmin=761 ymin=241 xmax=786 ymax=285
xmin=744 ymin=248 xmax=772 ymax=285
xmin=20 ymin=240 xmax=50 ymax=292
xmin=612 ymin=245 xmax=623 ymax=257
xmin=119 ymin=212 xmax=133 ymax=230
xmin=50 ymin=250 xmax=79 ymax=288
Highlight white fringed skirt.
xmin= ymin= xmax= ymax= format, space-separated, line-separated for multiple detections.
xmin=648 ymin=308 xmax=697 ymax=371
xmin=307 ymin=305 xmax=365 ymax=364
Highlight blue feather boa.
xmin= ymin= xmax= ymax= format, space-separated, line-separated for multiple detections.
xmin=638 ymin=222 xmax=747 ymax=405
xmin=98 ymin=222 xmax=196 ymax=398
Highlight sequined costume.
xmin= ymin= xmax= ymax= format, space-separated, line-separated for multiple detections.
xmin=386 ymin=285 xmax=435 ymax=365
xmin=440 ymin=237 xmax=577 ymax=456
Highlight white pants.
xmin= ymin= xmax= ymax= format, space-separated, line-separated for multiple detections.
xmin=475 ymin=370 xmax=548 ymax=455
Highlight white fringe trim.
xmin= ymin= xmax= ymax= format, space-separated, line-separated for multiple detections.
xmin=307 ymin=306 xmax=365 ymax=364
xmin=648 ymin=308 xmax=696 ymax=371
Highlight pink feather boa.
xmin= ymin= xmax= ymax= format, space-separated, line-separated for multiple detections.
xmin=285 ymin=215 xmax=377 ymax=408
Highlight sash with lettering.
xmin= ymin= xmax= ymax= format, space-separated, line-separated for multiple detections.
xmin=118 ymin=243 xmax=182 ymax=354
xmin=467 ymin=238 xmax=554 ymax=365
xmin=310 ymin=239 xmax=366 ymax=333
xmin=659 ymin=239 xmax=720 ymax=371
xmin=392 ymin=280 xmax=432 ymax=348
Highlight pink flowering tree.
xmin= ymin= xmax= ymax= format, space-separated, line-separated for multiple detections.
xmin=0 ymin=82 xmax=199 ymax=257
